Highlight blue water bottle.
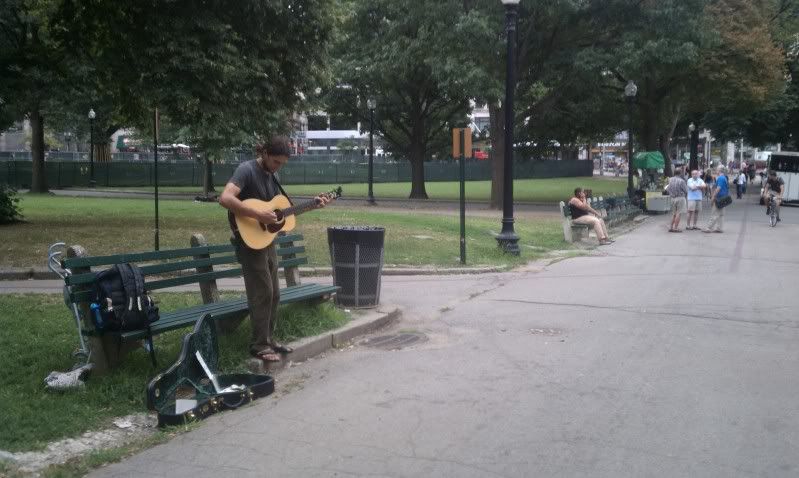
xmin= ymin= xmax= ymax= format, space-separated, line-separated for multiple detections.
xmin=90 ymin=303 xmax=104 ymax=330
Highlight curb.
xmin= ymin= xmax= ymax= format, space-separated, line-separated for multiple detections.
xmin=246 ymin=305 xmax=402 ymax=374
xmin=0 ymin=266 xmax=507 ymax=281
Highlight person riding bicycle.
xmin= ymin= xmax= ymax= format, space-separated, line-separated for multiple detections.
xmin=762 ymin=170 xmax=784 ymax=222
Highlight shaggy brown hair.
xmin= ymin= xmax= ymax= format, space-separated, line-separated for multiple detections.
xmin=255 ymin=136 xmax=292 ymax=157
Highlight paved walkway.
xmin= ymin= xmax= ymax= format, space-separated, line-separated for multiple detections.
xmin=33 ymin=192 xmax=799 ymax=477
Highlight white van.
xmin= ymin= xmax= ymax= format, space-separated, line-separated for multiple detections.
xmin=766 ymin=152 xmax=799 ymax=204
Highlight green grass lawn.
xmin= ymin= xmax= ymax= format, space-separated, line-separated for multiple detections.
xmin=0 ymin=195 xmax=569 ymax=269
xmin=103 ymin=176 xmax=627 ymax=203
xmin=0 ymin=293 xmax=348 ymax=452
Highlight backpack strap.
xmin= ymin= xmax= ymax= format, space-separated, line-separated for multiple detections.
xmin=116 ymin=264 xmax=140 ymax=311
xmin=128 ymin=263 xmax=146 ymax=297
xmin=118 ymin=263 xmax=157 ymax=365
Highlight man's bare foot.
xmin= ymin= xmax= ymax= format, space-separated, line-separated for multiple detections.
xmin=253 ymin=348 xmax=281 ymax=362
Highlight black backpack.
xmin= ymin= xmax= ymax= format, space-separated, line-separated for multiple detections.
xmin=91 ymin=263 xmax=159 ymax=332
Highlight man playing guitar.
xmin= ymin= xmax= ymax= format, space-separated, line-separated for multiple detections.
xmin=219 ymin=136 xmax=331 ymax=363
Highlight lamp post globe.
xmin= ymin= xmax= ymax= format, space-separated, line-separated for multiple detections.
xmin=88 ymin=109 xmax=96 ymax=188
xmin=624 ymin=81 xmax=637 ymax=197
xmin=367 ymin=98 xmax=376 ymax=205
xmin=495 ymin=0 xmax=521 ymax=255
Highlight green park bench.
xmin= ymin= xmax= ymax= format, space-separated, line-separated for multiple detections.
xmin=559 ymin=195 xmax=641 ymax=243
xmin=559 ymin=200 xmax=591 ymax=243
xmin=594 ymin=195 xmax=641 ymax=227
xmin=59 ymin=232 xmax=338 ymax=373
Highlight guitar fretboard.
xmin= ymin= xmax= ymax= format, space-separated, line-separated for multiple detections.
xmin=281 ymin=199 xmax=319 ymax=218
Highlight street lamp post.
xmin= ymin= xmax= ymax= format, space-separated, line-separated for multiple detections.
xmin=495 ymin=0 xmax=521 ymax=256
xmin=624 ymin=80 xmax=637 ymax=197
xmin=367 ymin=98 xmax=376 ymax=205
xmin=88 ymin=109 xmax=96 ymax=187
xmin=688 ymin=122 xmax=698 ymax=172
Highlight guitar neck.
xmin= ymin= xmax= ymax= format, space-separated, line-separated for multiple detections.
xmin=281 ymin=199 xmax=318 ymax=218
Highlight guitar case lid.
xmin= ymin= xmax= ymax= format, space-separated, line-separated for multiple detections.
xmin=146 ymin=314 xmax=274 ymax=427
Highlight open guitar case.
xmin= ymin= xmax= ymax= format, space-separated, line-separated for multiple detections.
xmin=146 ymin=314 xmax=274 ymax=427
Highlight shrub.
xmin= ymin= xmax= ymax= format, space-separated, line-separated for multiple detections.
xmin=0 ymin=184 xmax=23 ymax=224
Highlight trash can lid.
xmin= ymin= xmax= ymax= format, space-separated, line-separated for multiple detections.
xmin=327 ymin=226 xmax=385 ymax=246
xmin=328 ymin=226 xmax=385 ymax=232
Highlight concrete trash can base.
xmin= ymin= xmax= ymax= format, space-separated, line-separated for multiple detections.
xmin=327 ymin=226 xmax=385 ymax=308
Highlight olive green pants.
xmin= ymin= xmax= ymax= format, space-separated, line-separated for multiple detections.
xmin=235 ymin=240 xmax=280 ymax=355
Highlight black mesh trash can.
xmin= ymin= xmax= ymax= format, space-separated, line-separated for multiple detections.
xmin=327 ymin=226 xmax=385 ymax=308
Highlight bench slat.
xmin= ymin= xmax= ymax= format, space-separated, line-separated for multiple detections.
xmin=279 ymin=257 xmax=308 ymax=269
xmin=69 ymin=258 xmax=309 ymax=303
xmin=146 ymin=268 xmax=243 ymax=291
xmin=139 ymin=255 xmax=238 ymax=276
xmin=276 ymin=246 xmax=305 ymax=257
xmin=276 ymin=233 xmax=303 ymax=244
xmin=64 ymin=255 xmax=241 ymax=286
xmin=118 ymin=283 xmax=339 ymax=341
xmin=64 ymin=234 xmax=303 ymax=270
xmin=62 ymin=244 xmax=234 ymax=268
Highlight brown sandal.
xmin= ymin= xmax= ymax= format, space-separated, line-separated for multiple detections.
xmin=270 ymin=343 xmax=294 ymax=354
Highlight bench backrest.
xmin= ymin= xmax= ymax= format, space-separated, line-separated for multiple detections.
xmin=61 ymin=233 xmax=307 ymax=304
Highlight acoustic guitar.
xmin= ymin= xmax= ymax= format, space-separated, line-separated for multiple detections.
xmin=235 ymin=187 xmax=342 ymax=250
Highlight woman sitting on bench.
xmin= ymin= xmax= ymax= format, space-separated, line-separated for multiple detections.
xmin=568 ymin=187 xmax=614 ymax=245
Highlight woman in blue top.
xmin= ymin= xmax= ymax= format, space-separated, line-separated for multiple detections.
xmin=704 ymin=166 xmax=730 ymax=233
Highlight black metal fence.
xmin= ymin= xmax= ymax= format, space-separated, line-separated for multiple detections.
xmin=0 ymin=159 xmax=592 ymax=188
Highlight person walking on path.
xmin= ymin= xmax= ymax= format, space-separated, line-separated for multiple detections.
xmin=666 ymin=168 xmax=688 ymax=232
xmin=704 ymin=166 xmax=730 ymax=233
xmin=736 ymin=170 xmax=747 ymax=199
xmin=686 ymin=169 xmax=706 ymax=230
xmin=568 ymin=187 xmax=614 ymax=245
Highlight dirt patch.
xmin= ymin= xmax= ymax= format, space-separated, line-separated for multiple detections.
xmin=0 ymin=414 xmax=157 ymax=475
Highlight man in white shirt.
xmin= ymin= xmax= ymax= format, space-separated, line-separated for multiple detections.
xmin=737 ymin=171 xmax=747 ymax=198
xmin=686 ymin=169 xmax=706 ymax=230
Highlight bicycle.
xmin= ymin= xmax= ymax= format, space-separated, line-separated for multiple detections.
xmin=766 ymin=195 xmax=778 ymax=227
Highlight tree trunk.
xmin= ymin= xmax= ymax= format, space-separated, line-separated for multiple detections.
xmin=663 ymin=109 xmax=682 ymax=176
xmin=488 ymin=103 xmax=505 ymax=209
xmin=203 ymin=157 xmax=215 ymax=195
xmin=659 ymin=134 xmax=674 ymax=177
xmin=30 ymin=110 xmax=48 ymax=193
xmin=640 ymin=103 xmax=660 ymax=151
xmin=95 ymin=143 xmax=111 ymax=162
xmin=408 ymin=142 xmax=428 ymax=199
xmin=562 ymin=145 xmax=579 ymax=161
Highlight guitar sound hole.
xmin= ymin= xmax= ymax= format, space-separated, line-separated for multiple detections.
xmin=266 ymin=209 xmax=285 ymax=234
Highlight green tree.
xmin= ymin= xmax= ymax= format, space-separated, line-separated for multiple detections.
xmin=605 ymin=0 xmax=784 ymax=174
xmin=326 ymin=0 xmax=474 ymax=199
xmin=0 ymin=0 xmax=71 ymax=192
xmin=460 ymin=0 xmax=633 ymax=207
xmin=705 ymin=0 xmax=798 ymax=149
xmin=52 ymin=0 xmax=334 ymax=194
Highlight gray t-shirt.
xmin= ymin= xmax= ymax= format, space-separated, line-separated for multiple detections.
xmin=227 ymin=159 xmax=280 ymax=231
